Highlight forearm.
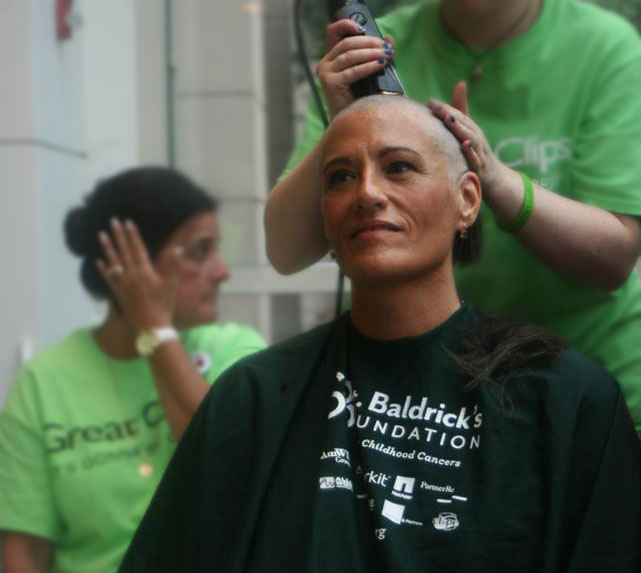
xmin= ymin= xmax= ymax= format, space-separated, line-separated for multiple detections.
xmin=488 ymin=166 xmax=641 ymax=291
xmin=148 ymin=341 xmax=211 ymax=440
xmin=265 ymin=141 xmax=328 ymax=274
xmin=2 ymin=533 xmax=52 ymax=573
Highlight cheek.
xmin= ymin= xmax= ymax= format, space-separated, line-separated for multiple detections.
xmin=173 ymin=269 xmax=202 ymax=300
xmin=322 ymin=198 xmax=348 ymax=243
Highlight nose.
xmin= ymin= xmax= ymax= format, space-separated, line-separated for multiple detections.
xmin=354 ymin=170 xmax=387 ymax=212
xmin=208 ymin=253 xmax=230 ymax=284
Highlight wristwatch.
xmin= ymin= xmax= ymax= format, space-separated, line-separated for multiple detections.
xmin=135 ymin=327 xmax=179 ymax=357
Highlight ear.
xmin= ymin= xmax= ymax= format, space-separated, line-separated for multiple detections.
xmin=456 ymin=171 xmax=482 ymax=230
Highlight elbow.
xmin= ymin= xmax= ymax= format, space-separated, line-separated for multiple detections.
xmin=594 ymin=257 xmax=638 ymax=292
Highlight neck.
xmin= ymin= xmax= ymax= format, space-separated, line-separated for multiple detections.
xmin=93 ymin=306 xmax=138 ymax=359
xmin=349 ymin=265 xmax=461 ymax=340
xmin=440 ymin=0 xmax=541 ymax=50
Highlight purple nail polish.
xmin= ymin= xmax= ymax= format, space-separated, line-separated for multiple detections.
xmin=378 ymin=59 xmax=385 ymax=65
xmin=448 ymin=114 xmax=456 ymax=123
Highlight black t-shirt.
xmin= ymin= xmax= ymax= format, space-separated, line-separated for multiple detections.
xmin=309 ymin=305 xmax=639 ymax=572
xmin=120 ymin=306 xmax=641 ymax=573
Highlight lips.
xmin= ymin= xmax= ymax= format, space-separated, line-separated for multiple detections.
xmin=350 ymin=220 xmax=401 ymax=239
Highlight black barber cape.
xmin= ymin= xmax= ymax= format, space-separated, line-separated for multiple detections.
xmin=119 ymin=306 xmax=641 ymax=572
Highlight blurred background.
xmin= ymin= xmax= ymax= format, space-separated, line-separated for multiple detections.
xmin=1 ymin=0 xmax=639 ymax=404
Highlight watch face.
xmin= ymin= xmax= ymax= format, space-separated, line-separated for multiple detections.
xmin=136 ymin=331 xmax=158 ymax=356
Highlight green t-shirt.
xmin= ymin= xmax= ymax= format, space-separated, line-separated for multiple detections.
xmin=0 ymin=322 xmax=265 ymax=573
xmin=283 ymin=0 xmax=641 ymax=434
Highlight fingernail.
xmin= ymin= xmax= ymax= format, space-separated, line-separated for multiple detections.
xmin=383 ymin=40 xmax=391 ymax=49
xmin=384 ymin=47 xmax=394 ymax=56
xmin=99 ymin=231 xmax=108 ymax=242
xmin=111 ymin=217 xmax=120 ymax=227
xmin=378 ymin=59 xmax=385 ymax=64
xmin=448 ymin=114 xmax=456 ymax=123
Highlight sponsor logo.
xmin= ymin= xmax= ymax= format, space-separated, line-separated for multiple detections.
xmin=328 ymin=372 xmax=359 ymax=427
xmin=433 ymin=512 xmax=459 ymax=532
xmin=382 ymin=499 xmax=406 ymax=524
xmin=392 ymin=476 xmax=415 ymax=500
xmin=319 ymin=476 xmax=354 ymax=492
xmin=320 ymin=447 xmax=351 ymax=466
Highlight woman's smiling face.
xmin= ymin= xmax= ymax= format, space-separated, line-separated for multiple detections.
xmin=321 ymin=101 xmax=477 ymax=287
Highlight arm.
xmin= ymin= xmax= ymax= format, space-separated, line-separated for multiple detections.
xmin=1 ymin=532 xmax=52 ymax=573
xmin=265 ymin=20 xmax=393 ymax=274
xmin=430 ymin=85 xmax=641 ymax=291
xmin=266 ymin=142 xmax=328 ymax=274
xmin=98 ymin=219 xmax=212 ymax=439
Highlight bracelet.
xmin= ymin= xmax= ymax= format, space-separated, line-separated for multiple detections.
xmin=499 ymin=172 xmax=534 ymax=233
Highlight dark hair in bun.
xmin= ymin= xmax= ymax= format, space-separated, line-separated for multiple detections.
xmin=64 ymin=205 xmax=93 ymax=257
xmin=64 ymin=166 xmax=218 ymax=301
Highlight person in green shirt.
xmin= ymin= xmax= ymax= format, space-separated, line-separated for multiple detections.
xmin=0 ymin=167 xmax=266 ymax=573
xmin=264 ymin=0 xmax=641 ymax=436
xmin=121 ymin=97 xmax=640 ymax=572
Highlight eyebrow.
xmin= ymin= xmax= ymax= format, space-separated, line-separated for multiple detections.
xmin=378 ymin=146 xmax=422 ymax=159
xmin=322 ymin=146 xmax=423 ymax=174
xmin=322 ymin=156 xmax=353 ymax=175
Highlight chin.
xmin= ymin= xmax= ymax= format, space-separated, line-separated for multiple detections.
xmin=340 ymin=258 xmax=409 ymax=286
xmin=176 ymin=307 xmax=218 ymax=330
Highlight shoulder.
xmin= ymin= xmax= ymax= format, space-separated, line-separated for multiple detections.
xmin=557 ymin=1 xmax=641 ymax=60
xmin=209 ymin=319 xmax=338 ymax=397
xmin=509 ymin=347 xmax=622 ymax=420
xmin=183 ymin=322 xmax=265 ymax=349
xmin=562 ymin=0 xmax=639 ymax=35
xmin=13 ymin=329 xmax=93 ymax=384
xmin=223 ymin=319 xmax=336 ymax=377
xmin=549 ymin=347 xmax=620 ymax=400
xmin=2 ymin=330 xmax=92 ymax=422
xmin=182 ymin=322 xmax=267 ymax=382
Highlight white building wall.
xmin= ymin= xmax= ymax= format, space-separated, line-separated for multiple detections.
xmin=0 ymin=0 xmax=139 ymax=403
xmin=171 ymin=0 xmax=271 ymax=338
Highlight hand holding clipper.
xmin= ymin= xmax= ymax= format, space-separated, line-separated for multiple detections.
xmin=327 ymin=0 xmax=404 ymax=99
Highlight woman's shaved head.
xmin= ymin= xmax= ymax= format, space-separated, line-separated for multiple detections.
xmin=328 ymin=95 xmax=468 ymax=184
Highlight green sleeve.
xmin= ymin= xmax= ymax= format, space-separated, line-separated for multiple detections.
xmin=118 ymin=370 xmax=256 ymax=572
xmin=0 ymin=369 xmax=60 ymax=540
xmin=183 ymin=323 xmax=267 ymax=384
xmin=208 ymin=325 xmax=267 ymax=383
xmin=566 ymin=383 xmax=641 ymax=570
xmin=279 ymin=92 xmax=328 ymax=180
xmin=571 ymin=26 xmax=641 ymax=215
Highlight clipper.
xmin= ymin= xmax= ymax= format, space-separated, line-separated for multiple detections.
xmin=327 ymin=0 xmax=405 ymax=98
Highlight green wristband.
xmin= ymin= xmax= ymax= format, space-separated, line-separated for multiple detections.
xmin=499 ymin=172 xmax=534 ymax=233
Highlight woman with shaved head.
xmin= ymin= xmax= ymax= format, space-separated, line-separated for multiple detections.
xmin=120 ymin=97 xmax=640 ymax=572
xmin=266 ymin=0 xmax=641 ymax=441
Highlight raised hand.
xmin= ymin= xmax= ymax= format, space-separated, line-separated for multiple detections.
xmin=97 ymin=219 xmax=182 ymax=329
xmin=428 ymin=82 xmax=507 ymax=199
xmin=317 ymin=19 xmax=394 ymax=118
